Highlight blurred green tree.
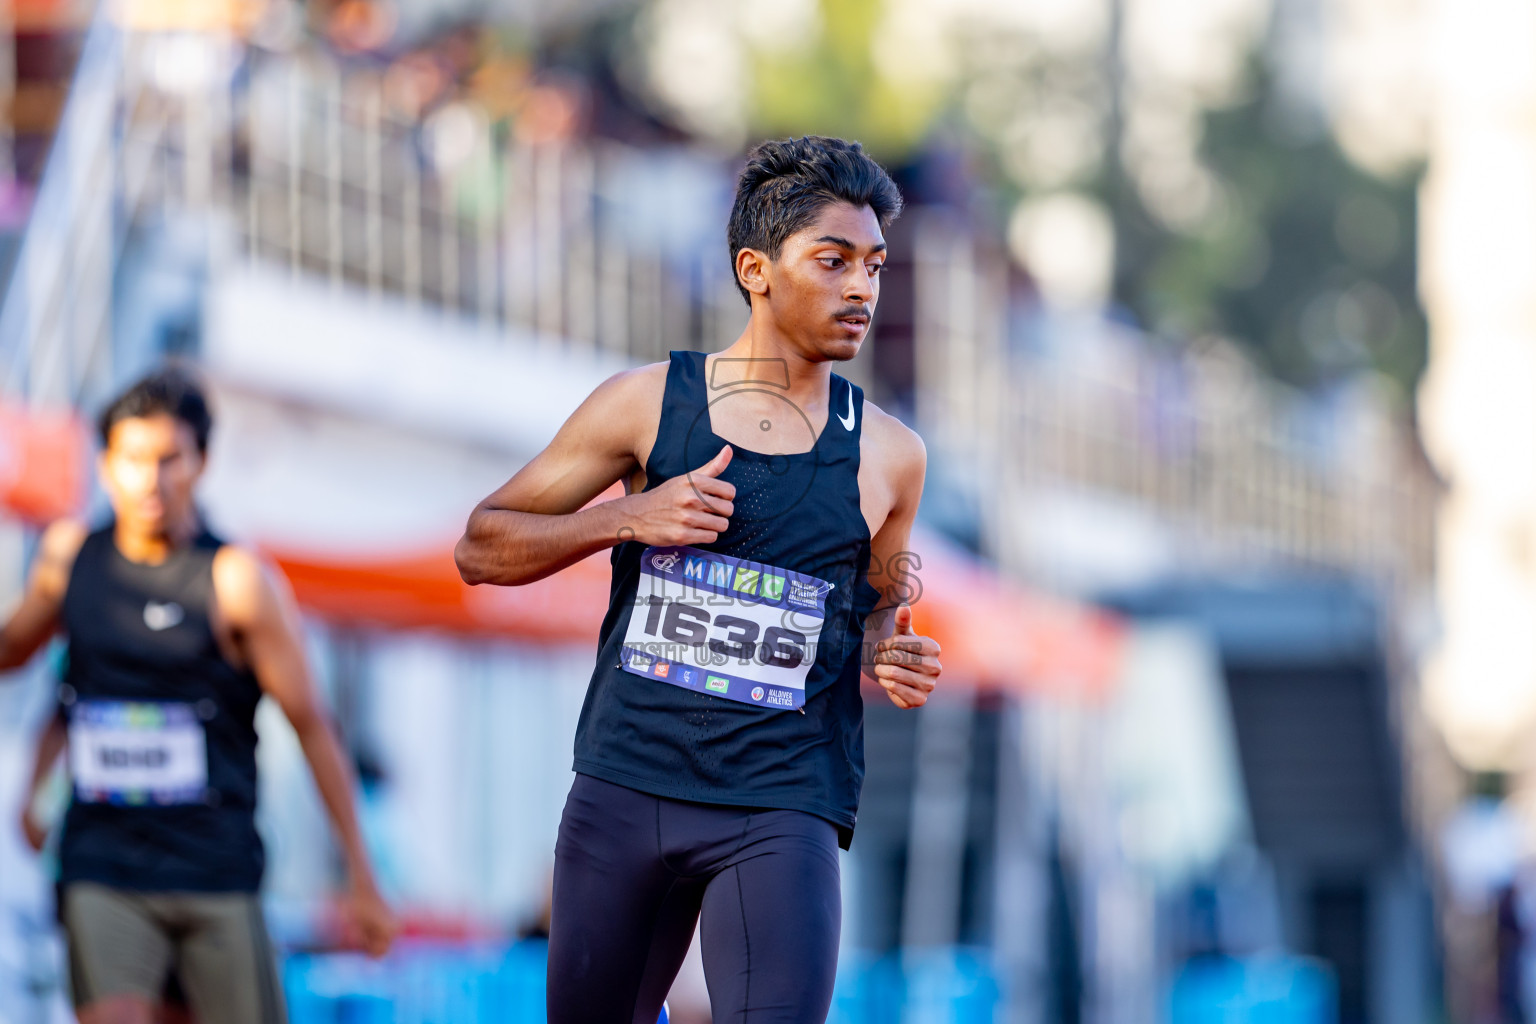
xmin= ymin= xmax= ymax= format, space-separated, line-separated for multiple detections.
xmin=744 ymin=0 xmax=947 ymax=155
xmin=1106 ymin=59 xmax=1426 ymax=392
xmin=621 ymin=0 xmax=1427 ymax=393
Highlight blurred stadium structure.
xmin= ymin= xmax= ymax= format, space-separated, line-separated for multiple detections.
xmin=0 ymin=0 xmax=1500 ymax=1022
xmin=1 ymin=11 xmax=1438 ymax=586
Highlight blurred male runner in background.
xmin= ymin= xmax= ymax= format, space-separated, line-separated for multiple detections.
xmin=457 ymin=136 xmax=942 ymax=1023
xmin=0 ymin=368 xmax=396 ymax=1024
xmin=19 ymin=710 xmax=195 ymax=1024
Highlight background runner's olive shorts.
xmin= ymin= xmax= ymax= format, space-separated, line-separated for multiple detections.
xmin=62 ymin=882 xmax=288 ymax=1024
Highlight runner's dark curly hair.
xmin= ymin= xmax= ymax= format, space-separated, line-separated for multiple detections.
xmin=727 ymin=136 xmax=903 ymax=305
xmin=98 ymin=366 xmax=213 ymax=454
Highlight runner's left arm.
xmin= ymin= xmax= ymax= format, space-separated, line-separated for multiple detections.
xmin=0 ymin=520 xmax=87 ymax=672
xmin=213 ymin=546 xmax=398 ymax=958
xmin=19 ymin=709 xmax=66 ymax=851
xmin=860 ymin=425 xmax=941 ymax=709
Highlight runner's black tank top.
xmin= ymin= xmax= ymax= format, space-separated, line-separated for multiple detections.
xmin=57 ymin=524 xmax=265 ymax=892
xmin=573 ymin=350 xmax=884 ymax=847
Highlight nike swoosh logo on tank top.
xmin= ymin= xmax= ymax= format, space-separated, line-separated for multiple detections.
xmin=143 ymin=600 xmax=185 ymax=631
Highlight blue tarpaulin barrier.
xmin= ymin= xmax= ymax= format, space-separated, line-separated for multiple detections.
xmin=1168 ymin=955 xmax=1338 ymax=1024
xmin=284 ymin=941 xmax=1001 ymax=1024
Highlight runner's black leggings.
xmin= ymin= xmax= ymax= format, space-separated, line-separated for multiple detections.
xmin=546 ymin=774 xmax=842 ymax=1024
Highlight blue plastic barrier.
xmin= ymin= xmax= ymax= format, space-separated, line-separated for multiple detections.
xmin=285 ymin=941 xmax=1002 ymax=1024
xmin=285 ymin=940 xmax=548 ymax=1024
xmin=1168 ymin=954 xmax=1338 ymax=1024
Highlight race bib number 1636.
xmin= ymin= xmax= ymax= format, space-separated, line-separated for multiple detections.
xmin=620 ymin=545 xmax=835 ymax=710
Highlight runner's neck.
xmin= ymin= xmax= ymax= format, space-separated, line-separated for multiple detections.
xmin=112 ymin=514 xmax=200 ymax=566
xmin=712 ymin=334 xmax=838 ymax=413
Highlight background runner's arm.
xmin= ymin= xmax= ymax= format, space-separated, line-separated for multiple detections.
xmin=456 ymin=365 xmax=734 ymax=587
xmin=214 ymin=547 xmax=396 ymax=958
xmin=19 ymin=710 xmax=66 ymax=851
xmin=0 ymin=520 xmax=86 ymax=672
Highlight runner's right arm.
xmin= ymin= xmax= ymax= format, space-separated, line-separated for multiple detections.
xmin=214 ymin=546 xmax=397 ymax=958
xmin=455 ymin=366 xmax=736 ymax=587
xmin=19 ymin=710 xmax=66 ymax=851
xmin=0 ymin=520 xmax=87 ymax=672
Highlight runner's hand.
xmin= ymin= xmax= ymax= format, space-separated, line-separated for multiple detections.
xmin=872 ymin=603 xmax=941 ymax=709
xmin=345 ymin=880 xmax=398 ymax=959
xmin=622 ymin=445 xmax=736 ymax=547
xmin=19 ymin=805 xmax=46 ymax=853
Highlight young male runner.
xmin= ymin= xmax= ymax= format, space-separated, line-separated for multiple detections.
xmin=17 ymin=712 xmax=199 ymax=1024
xmin=456 ymin=136 xmax=942 ymax=1022
xmin=0 ymin=369 xmax=396 ymax=1024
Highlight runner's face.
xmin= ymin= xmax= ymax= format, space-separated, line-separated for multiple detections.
xmin=767 ymin=201 xmax=885 ymax=359
xmin=100 ymin=414 xmax=204 ymax=537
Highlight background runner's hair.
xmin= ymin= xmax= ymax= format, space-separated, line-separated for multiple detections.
xmin=728 ymin=136 xmax=904 ymax=305
xmin=98 ymin=366 xmax=214 ymax=454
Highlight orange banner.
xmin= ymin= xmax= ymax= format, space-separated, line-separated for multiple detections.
xmin=112 ymin=0 xmax=266 ymax=33
xmin=0 ymin=402 xmax=88 ymax=524
xmin=271 ymin=544 xmax=614 ymax=647
xmin=269 ymin=530 xmax=1125 ymax=702
xmin=3 ymin=410 xmax=1123 ymax=699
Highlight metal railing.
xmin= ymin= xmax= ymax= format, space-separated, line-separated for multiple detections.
xmin=912 ymin=212 xmax=1437 ymax=590
xmin=0 ymin=21 xmax=1438 ymax=589
xmin=0 ymin=12 xmax=124 ymax=408
xmin=222 ymin=48 xmax=746 ymax=365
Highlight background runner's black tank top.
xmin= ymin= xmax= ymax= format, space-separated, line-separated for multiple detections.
xmin=573 ymin=350 xmax=884 ymax=847
xmin=58 ymin=524 xmax=265 ymax=892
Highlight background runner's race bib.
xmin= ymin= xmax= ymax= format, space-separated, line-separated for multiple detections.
xmin=620 ymin=544 xmax=834 ymax=710
xmin=69 ymin=700 xmax=209 ymax=804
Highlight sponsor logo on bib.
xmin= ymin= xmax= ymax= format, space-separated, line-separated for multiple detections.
xmin=650 ymin=552 xmax=681 ymax=573
xmin=681 ymin=554 xmax=830 ymax=607
xmin=787 ymin=580 xmax=833 ymax=608
xmin=706 ymin=675 xmax=730 ymax=693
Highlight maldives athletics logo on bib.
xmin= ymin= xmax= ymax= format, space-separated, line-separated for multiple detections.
xmin=751 ymin=686 xmax=765 ymax=702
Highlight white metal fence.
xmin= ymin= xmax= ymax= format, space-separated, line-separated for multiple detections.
xmin=0 ymin=18 xmax=1437 ymax=588
xmin=912 ymin=212 xmax=1436 ymax=589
